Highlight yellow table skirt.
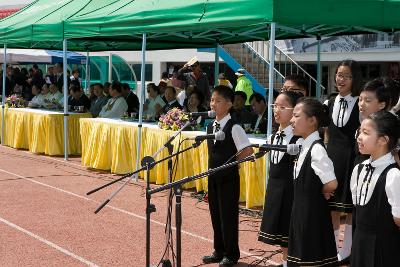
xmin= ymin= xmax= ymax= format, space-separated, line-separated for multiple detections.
xmin=1 ymin=107 xmax=91 ymax=155
xmin=80 ymin=118 xmax=267 ymax=208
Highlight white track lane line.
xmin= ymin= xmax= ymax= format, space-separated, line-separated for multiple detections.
xmin=0 ymin=216 xmax=99 ymax=266
xmin=0 ymin=164 xmax=279 ymax=265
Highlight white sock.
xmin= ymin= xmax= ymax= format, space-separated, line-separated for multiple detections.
xmin=334 ymin=229 xmax=340 ymax=251
xmin=282 ymin=260 xmax=287 ymax=267
xmin=338 ymin=224 xmax=352 ymax=260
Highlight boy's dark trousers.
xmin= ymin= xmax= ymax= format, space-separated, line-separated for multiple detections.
xmin=207 ymin=176 xmax=240 ymax=261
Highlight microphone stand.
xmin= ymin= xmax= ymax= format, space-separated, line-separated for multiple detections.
xmin=147 ymin=151 xmax=267 ymax=267
xmin=87 ymin=120 xmax=195 ymax=267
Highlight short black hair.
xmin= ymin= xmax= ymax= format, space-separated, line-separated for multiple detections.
xmin=213 ymin=85 xmax=234 ymax=103
xmin=122 ymin=83 xmax=130 ymax=91
xmin=165 ymin=85 xmax=176 ymax=95
xmin=335 ymin=59 xmax=363 ymax=96
xmin=234 ymin=91 xmax=247 ymax=102
xmin=285 ymin=74 xmax=309 ymax=95
xmin=70 ymin=84 xmax=81 ymax=93
xmin=362 ymin=78 xmax=400 ymax=111
xmin=70 ymin=79 xmax=81 ymax=89
xmin=161 ymin=71 xmax=169 ymax=79
xmin=32 ymin=64 xmax=39 ymax=70
xmin=147 ymin=83 xmax=160 ymax=94
xmin=104 ymin=82 xmax=111 ymax=88
xmin=111 ymin=81 xmax=122 ymax=93
xmin=368 ymin=110 xmax=400 ymax=151
xmin=249 ymin=92 xmax=266 ymax=104
xmin=93 ymin=83 xmax=103 ymax=89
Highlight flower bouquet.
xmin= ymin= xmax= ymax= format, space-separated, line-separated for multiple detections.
xmin=5 ymin=94 xmax=25 ymax=108
xmin=158 ymin=108 xmax=190 ymax=131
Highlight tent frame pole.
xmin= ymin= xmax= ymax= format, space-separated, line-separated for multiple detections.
xmin=265 ymin=22 xmax=276 ymax=197
xmin=85 ymin=50 xmax=90 ymax=94
xmin=136 ymin=33 xmax=146 ymax=181
xmin=1 ymin=44 xmax=6 ymax=145
xmin=316 ymin=36 xmax=321 ymax=99
xmin=214 ymin=43 xmax=219 ymax=86
xmin=63 ymin=39 xmax=69 ymax=160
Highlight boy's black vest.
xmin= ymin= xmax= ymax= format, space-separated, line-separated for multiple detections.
xmin=207 ymin=119 xmax=240 ymax=183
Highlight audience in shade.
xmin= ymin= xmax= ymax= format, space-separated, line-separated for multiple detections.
xmin=103 ymin=82 xmax=111 ymax=99
xmin=121 ymin=83 xmax=140 ymax=114
xmin=47 ymin=84 xmax=63 ymax=106
xmin=250 ymin=93 xmax=268 ymax=134
xmin=29 ymin=84 xmax=45 ymax=107
xmin=68 ymin=83 xmax=91 ymax=111
xmin=183 ymin=91 xmax=206 ymax=113
xmin=99 ymin=81 xmax=128 ymax=118
xmin=144 ymin=83 xmax=165 ymax=120
xmin=232 ymin=91 xmax=257 ymax=126
xmin=90 ymin=83 xmax=109 ymax=118
xmin=161 ymin=86 xmax=182 ymax=114
xmin=177 ymin=84 xmax=195 ymax=107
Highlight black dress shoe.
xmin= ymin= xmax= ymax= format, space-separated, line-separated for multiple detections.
xmin=202 ymin=252 xmax=223 ymax=264
xmin=219 ymin=256 xmax=238 ymax=266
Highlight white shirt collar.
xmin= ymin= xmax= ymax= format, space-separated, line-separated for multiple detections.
xmin=278 ymin=125 xmax=293 ymax=135
xmin=214 ymin=114 xmax=231 ymax=130
xmin=300 ymin=131 xmax=320 ymax=151
xmin=365 ymin=152 xmax=395 ymax=168
xmin=336 ymin=93 xmax=357 ymax=103
xmin=168 ymin=100 xmax=177 ymax=105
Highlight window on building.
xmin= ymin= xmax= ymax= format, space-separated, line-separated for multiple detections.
xmin=131 ymin=64 xmax=152 ymax=81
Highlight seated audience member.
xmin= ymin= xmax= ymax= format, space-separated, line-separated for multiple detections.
xmin=41 ymin=83 xmax=51 ymax=101
xmin=70 ymin=69 xmax=82 ymax=87
xmin=144 ymin=83 xmax=165 ymax=119
xmin=90 ymin=83 xmax=108 ymax=117
xmin=158 ymin=80 xmax=168 ymax=103
xmin=30 ymin=84 xmax=45 ymax=107
xmin=232 ymin=91 xmax=257 ymax=125
xmin=281 ymin=74 xmax=309 ymax=97
xmin=68 ymin=83 xmax=91 ymax=111
xmin=184 ymin=91 xmax=207 ymax=113
xmin=103 ymin=82 xmax=111 ymax=99
xmin=89 ymin=84 xmax=96 ymax=101
xmin=161 ymin=86 xmax=182 ymax=114
xmin=99 ymin=81 xmax=128 ymax=118
xmin=250 ymin=93 xmax=268 ymax=134
xmin=121 ymin=82 xmax=139 ymax=114
xmin=47 ymin=84 xmax=63 ymax=105
xmin=177 ymin=84 xmax=195 ymax=106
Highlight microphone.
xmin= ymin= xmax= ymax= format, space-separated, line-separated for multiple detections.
xmin=190 ymin=110 xmax=216 ymax=118
xmin=255 ymin=144 xmax=301 ymax=155
xmin=188 ymin=131 xmax=225 ymax=142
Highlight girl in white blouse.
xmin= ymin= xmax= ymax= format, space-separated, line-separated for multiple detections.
xmin=350 ymin=111 xmax=400 ymax=267
xmin=287 ymin=98 xmax=338 ymax=267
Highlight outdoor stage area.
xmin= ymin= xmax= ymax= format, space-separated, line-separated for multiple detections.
xmin=0 ymin=145 xmax=283 ymax=266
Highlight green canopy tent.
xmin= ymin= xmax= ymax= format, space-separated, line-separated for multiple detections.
xmin=2 ymin=0 xmax=400 ymax=50
xmin=2 ymin=1 xmax=400 ymax=265
xmin=1 ymin=0 xmax=399 ymax=162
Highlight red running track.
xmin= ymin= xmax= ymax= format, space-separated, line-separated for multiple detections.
xmin=0 ymin=145 xmax=285 ymax=266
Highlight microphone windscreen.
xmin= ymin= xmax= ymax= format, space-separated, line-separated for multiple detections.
xmin=214 ymin=131 xmax=225 ymax=141
xmin=287 ymin=144 xmax=301 ymax=155
xmin=208 ymin=110 xmax=216 ymax=118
